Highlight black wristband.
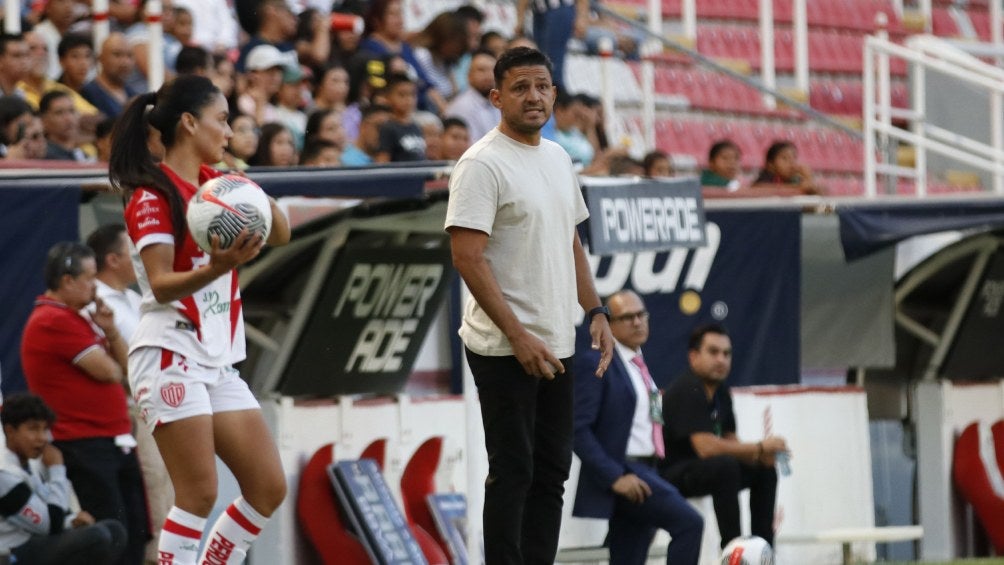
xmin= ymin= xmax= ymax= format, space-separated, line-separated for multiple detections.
xmin=588 ymin=305 xmax=610 ymax=322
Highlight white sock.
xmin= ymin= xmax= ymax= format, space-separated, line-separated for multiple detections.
xmin=198 ymin=497 xmax=269 ymax=565
xmin=159 ymin=506 xmax=207 ymax=565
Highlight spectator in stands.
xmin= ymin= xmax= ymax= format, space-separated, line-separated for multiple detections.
xmin=238 ymin=44 xmax=292 ymax=127
xmin=356 ymin=0 xmax=433 ymax=112
xmin=304 ymin=108 xmax=347 ymax=151
xmin=700 ymin=140 xmax=741 ymax=190
xmin=451 ymin=4 xmax=486 ymax=93
xmin=0 ymin=33 xmax=29 ymax=98
xmin=94 ymin=117 xmax=116 ymax=162
xmin=125 ymin=0 xmax=182 ymax=85
xmin=661 ymin=323 xmax=787 ymax=549
xmin=40 ymin=90 xmax=90 ymax=162
xmin=328 ymin=4 xmax=365 ymax=68
xmin=311 ymin=64 xmax=350 ymax=114
xmin=219 ymin=114 xmax=259 ymax=171
xmin=170 ymin=6 xmax=195 ymax=48
xmin=551 ymin=90 xmax=593 ymax=167
xmin=0 ymin=95 xmax=35 ymax=158
xmin=82 ymin=33 xmax=141 ymax=118
xmin=300 ymin=138 xmax=341 ymax=166
xmin=173 ymin=0 xmax=239 ymax=53
xmin=36 ymin=0 xmax=77 ymax=80
xmin=610 ymin=153 xmax=645 ymax=176
xmin=175 ymin=45 xmax=211 ymax=77
xmin=445 ymin=48 xmax=499 ymax=142
xmin=480 ymin=31 xmax=507 ymax=57
xmin=374 ymin=72 xmax=426 ymax=162
xmin=0 ymin=392 xmax=128 ymax=564
xmin=575 ymin=92 xmax=608 ymax=154
xmin=573 ymin=290 xmax=703 ymax=565
xmin=209 ymin=53 xmax=237 ymax=111
xmin=56 ymin=33 xmax=94 ymax=95
xmin=249 ymin=122 xmax=298 ymax=166
xmin=275 ymin=64 xmax=309 ymax=149
xmin=643 ymin=150 xmax=673 ymax=178
xmin=20 ymin=241 xmax=150 ymax=565
xmin=440 ymin=116 xmax=470 ymax=161
xmin=87 ymin=223 xmax=173 ymax=564
xmin=411 ymin=11 xmax=469 ymax=115
xmin=294 ymin=7 xmax=331 ymax=69
xmin=19 ymin=31 xmax=65 ymax=111
xmin=415 ymin=110 xmax=443 ymax=160
xmin=340 ymin=103 xmax=390 ymax=166
xmin=514 ymin=0 xmax=589 ymax=89
xmin=236 ymin=0 xmax=299 ymax=72
xmin=752 ymin=140 xmax=820 ymax=194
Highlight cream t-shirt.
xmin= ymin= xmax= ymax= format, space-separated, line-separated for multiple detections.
xmin=445 ymin=128 xmax=589 ymax=358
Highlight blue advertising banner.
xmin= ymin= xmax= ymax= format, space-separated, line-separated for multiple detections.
xmin=577 ymin=209 xmax=801 ymax=388
xmin=0 ymin=185 xmax=80 ymax=395
xmin=582 ymin=178 xmax=706 ymax=255
xmin=427 ymin=493 xmax=471 ymax=565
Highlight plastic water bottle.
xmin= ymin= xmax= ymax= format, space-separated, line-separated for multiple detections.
xmin=776 ymin=451 xmax=792 ymax=476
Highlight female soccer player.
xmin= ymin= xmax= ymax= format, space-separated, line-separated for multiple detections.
xmin=109 ymin=74 xmax=290 ymax=565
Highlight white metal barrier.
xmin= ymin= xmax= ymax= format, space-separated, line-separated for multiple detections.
xmin=864 ymin=34 xmax=1004 ymax=196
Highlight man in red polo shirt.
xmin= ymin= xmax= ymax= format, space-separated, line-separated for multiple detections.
xmin=20 ymin=241 xmax=149 ymax=565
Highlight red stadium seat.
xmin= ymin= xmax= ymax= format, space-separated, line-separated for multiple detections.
xmin=400 ymin=437 xmax=450 ymax=564
xmin=296 ymin=444 xmax=370 ymax=565
xmin=932 ymin=7 xmax=960 ymax=37
xmin=953 ymin=421 xmax=1004 ymax=555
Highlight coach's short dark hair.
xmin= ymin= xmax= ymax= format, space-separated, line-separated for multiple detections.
xmin=493 ymin=46 xmax=552 ymax=87
xmin=1 ymin=393 xmax=55 ymax=429
xmin=86 ymin=223 xmax=127 ymax=271
xmin=688 ymin=323 xmax=730 ymax=351
xmin=44 ymin=241 xmax=94 ymax=291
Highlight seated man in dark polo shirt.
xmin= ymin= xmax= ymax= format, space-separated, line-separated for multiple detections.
xmin=661 ymin=323 xmax=789 ymax=549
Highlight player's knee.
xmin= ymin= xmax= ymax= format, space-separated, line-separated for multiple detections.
xmin=247 ymin=475 xmax=287 ymax=516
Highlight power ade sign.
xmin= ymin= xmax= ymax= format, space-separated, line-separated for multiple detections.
xmin=583 ymin=179 xmax=706 ymax=255
xmin=279 ymin=243 xmax=453 ymax=396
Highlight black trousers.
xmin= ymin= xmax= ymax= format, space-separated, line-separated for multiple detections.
xmin=465 ymin=349 xmax=574 ymax=565
xmin=54 ymin=437 xmax=150 ymax=565
xmin=11 ymin=518 xmax=127 ymax=565
xmin=661 ymin=455 xmax=778 ymax=547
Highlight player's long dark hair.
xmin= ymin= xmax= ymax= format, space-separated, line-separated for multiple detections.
xmin=109 ymin=75 xmax=221 ymax=242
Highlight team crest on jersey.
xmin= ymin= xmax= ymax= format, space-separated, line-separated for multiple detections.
xmin=160 ymin=382 xmax=186 ymax=408
xmin=137 ymin=190 xmax=158 ymax=203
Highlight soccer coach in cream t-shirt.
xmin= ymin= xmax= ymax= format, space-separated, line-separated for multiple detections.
xmin=445 ymin=47 xmax=614 ymax=565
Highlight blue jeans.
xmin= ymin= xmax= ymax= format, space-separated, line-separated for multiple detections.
xmin=53 ymin=437 xmax=149 ymax=565
xmin=532 ymin=4 xmax=576 ymax=90
xmin=466 ymin=349 xmax=574 ymax=565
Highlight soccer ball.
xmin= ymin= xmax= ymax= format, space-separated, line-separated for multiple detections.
xmin=720 ymin=536 xmax=774 ymax=565
xmin=186 ymin=175 xmax=272 ymax=253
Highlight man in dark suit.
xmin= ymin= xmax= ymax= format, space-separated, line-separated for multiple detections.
xmin=572 ymin=290 xmax=703 ymax=564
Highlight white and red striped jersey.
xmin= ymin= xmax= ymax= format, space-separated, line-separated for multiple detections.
xmin=124 ymin=163 xmax=246 ymax=367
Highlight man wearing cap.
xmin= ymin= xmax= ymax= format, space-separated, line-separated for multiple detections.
xmin=238 ymin=44 xmax=296 ymax=127
xmin=236 ymin=0 xmax=299 ymax=73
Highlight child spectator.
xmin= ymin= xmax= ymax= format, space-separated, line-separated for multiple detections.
xmin=415 ymin=110 xmax=442 ymax=160
xmin=0 ymin=393 xmax=127 ymax=564
xmin=700 ymin=140 xmax=742 ymax=190
xmin=300 ymin=138 xmax=341 ymax=166
xmin=374 ymin=72 xmax=426 ymax=162
xmin=249 ymin=122 xmax=298 ymax=167
xmin=643 ymin=149 xmax=673 ymax=178
xmin=752 ymin=140 xmax=821 ymax=194
xmin=56 ymin=34 xmax=92 ymax=94
xmin=440 ymin=116 xmax=470 ymax=161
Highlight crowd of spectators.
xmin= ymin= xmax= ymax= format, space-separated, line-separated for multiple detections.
xmin=0 ymin=0 xmax=822 ymax=195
